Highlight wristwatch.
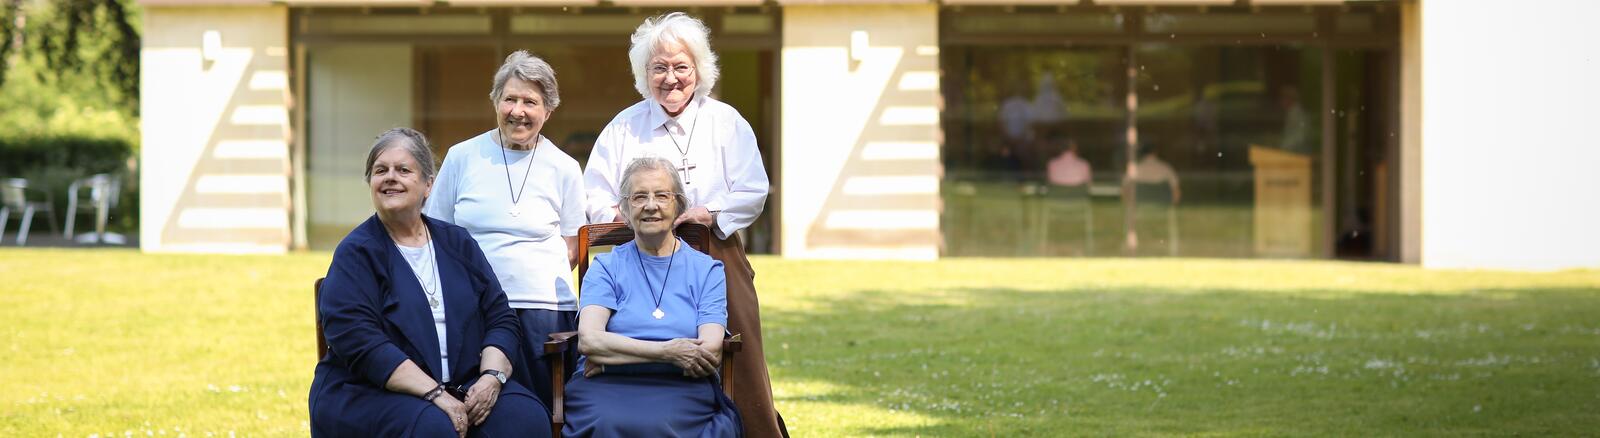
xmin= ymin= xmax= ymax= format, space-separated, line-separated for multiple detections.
xmin=422 ymin=384 xmax=446 ymax=402
xmin=482 ymin=369 xmax=507 ymax=385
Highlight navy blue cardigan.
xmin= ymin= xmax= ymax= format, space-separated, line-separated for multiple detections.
xmin=309 ymin=214 xmax=524 ymax=434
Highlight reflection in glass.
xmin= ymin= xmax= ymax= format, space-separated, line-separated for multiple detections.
xmin=940 ymin=42 xmax=1352 ymax=258
xmin=939 ymin=6 xmax=1398 ymax=259
xmin=941 ymin=45 xmax=1126 ymax=257
xmin=1132 ymin=44 xmax=1323 ymax=258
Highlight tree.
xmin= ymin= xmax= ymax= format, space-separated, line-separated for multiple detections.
xmin=0 ymin=0 xmax=140 ymax=111
xmin=0 ymin=0 xmax=20 ymax=74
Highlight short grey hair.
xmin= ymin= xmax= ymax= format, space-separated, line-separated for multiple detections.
xmin=490 ymin=50 xmax=561 ymax=109
xmin=364 ymin=127 xmax=436 ymax=183
xmin=628 ymin=12 xmax=719 ymax=102
xmin=617 ymin=156 xmax=689 ymax=226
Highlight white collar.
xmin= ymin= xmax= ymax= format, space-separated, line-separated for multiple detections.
xmin=489 ymin=132 xmax=548 ymax=152
xmin=647 ymin=95 xmax=705 ymax=132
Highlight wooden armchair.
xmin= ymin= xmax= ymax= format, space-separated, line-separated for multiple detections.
xmin=544 ymin=222 xmax=743 ymax=436
xmin=311 ymin=223 xmax=743 ymax=437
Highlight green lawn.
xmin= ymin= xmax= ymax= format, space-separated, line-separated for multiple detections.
xmin=3 ymin=249 xmax=1599 ymax=436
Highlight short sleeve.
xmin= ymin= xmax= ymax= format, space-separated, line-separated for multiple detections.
xmin=423 ymin=146 xmax=461 ymax=224
xmin=696 ymin=259 xmax=728 ymax=328
xmin=580 ymin=254 xmax=622 ymax=311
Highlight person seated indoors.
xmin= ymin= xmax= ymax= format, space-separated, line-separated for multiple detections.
xmin=1046 ymin=138 xmax=1092 ymax=188
xmin=1130 ymin=144 xmax=1181 ymax=204
xmin=562 ymin=156 xmax=741 ymax=437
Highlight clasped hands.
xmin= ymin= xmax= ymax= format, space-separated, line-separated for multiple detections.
xmin=429 ymin=375 xmax=504 ymax=437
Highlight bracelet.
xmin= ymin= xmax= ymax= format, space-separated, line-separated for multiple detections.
xmin=422 ymin=384 xmax=446 ymax=402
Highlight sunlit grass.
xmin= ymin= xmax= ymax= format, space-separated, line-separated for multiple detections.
xmin=3 ymin=249 xmax=1599 ymax=436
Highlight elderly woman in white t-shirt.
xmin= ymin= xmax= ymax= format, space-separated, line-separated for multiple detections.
xmin=424 ymin=50 xmax=586 ymax=411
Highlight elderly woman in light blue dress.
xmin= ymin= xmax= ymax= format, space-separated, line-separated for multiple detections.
xmin=563 ymin=156 xmax=740 ymax=437
xmin=582 ymin=13 xmax=781 ymax=436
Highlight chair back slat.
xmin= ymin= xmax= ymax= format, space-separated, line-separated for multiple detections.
xmin=577 ymin=223 xmax=713 ymax=295
xmin=2 ymin=179 xmax=27 ymax=208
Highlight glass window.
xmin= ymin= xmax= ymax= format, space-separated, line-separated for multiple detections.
xmin=1132 ymin=44 xmax=1324 ymax=257
xmin=940 ymin=5 xmax=1398 ymax=259
xmin=941 ymin=45 xmax=1127 ymax=256
xmin=306 ymin=44 xmax=415 ymax=249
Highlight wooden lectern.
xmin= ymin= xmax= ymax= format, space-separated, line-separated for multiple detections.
xmin=1249 ymin=145 xmax=1312 ymax=257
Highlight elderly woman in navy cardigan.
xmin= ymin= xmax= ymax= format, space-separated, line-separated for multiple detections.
xmin=309 ymin=128 xmax=551 ymax=437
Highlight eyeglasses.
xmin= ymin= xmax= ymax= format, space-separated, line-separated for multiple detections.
xmin=628 ymin=191 xmax=680 ymax=207
xmin=649 ymin=63 xmax=695 ymax=78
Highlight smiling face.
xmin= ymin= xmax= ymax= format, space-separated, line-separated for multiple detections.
xmin=496 ymin=77 xmax=552 ymax=147
xmin=647 ymin=40 xmax=698 ymax=116
xmin=622 ymin=168 xmax=681 ymax=238
xmin=367 ymin=143 xmax=433 ymax=218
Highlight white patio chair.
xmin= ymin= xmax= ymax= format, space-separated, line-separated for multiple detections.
xmin=1 ymin=178 xmax=61 ymax=246
xmin=64 ymin=173 xmax=122 ymax=244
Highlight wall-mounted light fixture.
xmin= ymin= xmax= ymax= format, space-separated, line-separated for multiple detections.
xmin=202 ymin=30 xmax=222 ymax=62
xmin=849 ymin=30 xmax=869 ymax=62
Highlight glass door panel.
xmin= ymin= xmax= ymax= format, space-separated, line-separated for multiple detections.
xmin=1132 ymin=44 xmax=1324 ymax=258
xmin=941 ymin=45 xmax=1128 ymax=256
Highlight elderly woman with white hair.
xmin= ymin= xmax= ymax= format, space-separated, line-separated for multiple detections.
xmin=311 ymin=128 xmax=550 ymax=437
xmin=566 ymin=156 xmax=740 ymax=437
xmin=582 ymin=12 xmax=783 ymax=437
xmin=425 ymin=50 xmax=587 ymax=412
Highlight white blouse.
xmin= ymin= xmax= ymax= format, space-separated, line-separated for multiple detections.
xmin=583 ymin=96 xmax=769 ymax=239
xmin=395 ymin=240 xmax=449 ymax=378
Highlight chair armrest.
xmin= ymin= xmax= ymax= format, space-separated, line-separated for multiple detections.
xmin=544 ymin=331 xmax=577 ymax=356
xmin=720 ymin=333 xmax=742 ymax=398
xmin=544 ymin=330 xmax=578 ymax=437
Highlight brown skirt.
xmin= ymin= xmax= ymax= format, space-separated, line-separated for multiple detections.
xmin=710 ymin=232 xmax=784 ymax=438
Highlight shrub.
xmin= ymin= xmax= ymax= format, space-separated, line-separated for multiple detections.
xmin=0 ymin=136 xmax=131 ymax=176
xmin=1 ymin=136 xmax=137 ymax=236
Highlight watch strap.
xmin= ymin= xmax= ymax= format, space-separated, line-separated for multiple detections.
xmin=481 ymin=369 xmax=507 ymax=384
xmin=422 ymin=384 xmax=446 ymax=402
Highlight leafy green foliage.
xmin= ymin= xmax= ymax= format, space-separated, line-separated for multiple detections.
xmin=0 ymin=1 xmax=142 ymax=232
xmin=0 ymin=136 xmax=130 ymax=177
xmin=0 ymin=0 xmax=140 ymax=109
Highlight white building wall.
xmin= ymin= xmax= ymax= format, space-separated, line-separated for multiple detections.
xmin=780 ymin=4 xmax=943 ymax=260
xmin=1418 ymin=0 xmax=1600 ymax=270
xmin=140 ymin=6 xmax=293 ymax=253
